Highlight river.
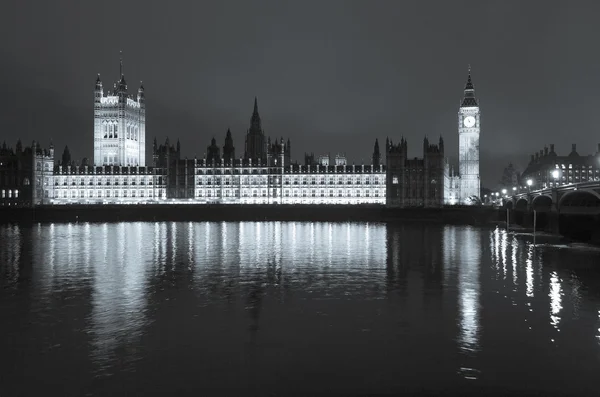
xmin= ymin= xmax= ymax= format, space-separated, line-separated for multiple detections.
xmin=1 ymin=222 xmax=600 ymax=396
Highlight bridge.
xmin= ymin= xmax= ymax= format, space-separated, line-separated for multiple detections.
xmin=504 ymin=181 xmax=600 ymax=242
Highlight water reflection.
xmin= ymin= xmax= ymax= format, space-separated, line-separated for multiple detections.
xmin=549 ymin=271 xmax=563 ymax=332
xmin=0 ymin=224 xmax=21 ymax=290
xmin=2 ymin=222 xmax=600 ymax=395
xmin=526 ymin=246 xmax=534 ymax=298
xmin=89 ymin=224 xmax=150 ymax=373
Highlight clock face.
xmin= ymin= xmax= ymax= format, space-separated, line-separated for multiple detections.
xmin=463 ymin=116 xmax=476 ymax=128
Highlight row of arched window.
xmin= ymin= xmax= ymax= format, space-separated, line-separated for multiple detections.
xmin=102 ymin=123 xmax=139 ymax=140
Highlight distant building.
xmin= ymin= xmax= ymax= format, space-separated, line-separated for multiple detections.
xmin=386 ymin=136 xmax=445 ymax=207
xmin=14 ymin=60 xmax=484 ymax=208
xmin=386 ymin=67 xmax=482 ymax=207
xmin=520 ymin=143 xmax=600 ymax=189
xmin=154 ymin=102 xmax=385 ymax=205
xmin=0 ymin=140 xmax=53 ymax=207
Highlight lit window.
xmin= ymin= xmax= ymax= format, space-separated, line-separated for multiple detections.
xmin=393 ymin=176 xmax=399 ymax=184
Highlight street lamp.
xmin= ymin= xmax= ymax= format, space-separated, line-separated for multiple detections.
xmin=502 ymin=188 xmax=507 ymax=195
xmin=552 ymin=169 xmax=560 ymax=187
xmin=527 ymin=179 xmax=533 ymax=193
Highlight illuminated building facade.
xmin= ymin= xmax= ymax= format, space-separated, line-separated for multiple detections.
xmin=154 ymin=132 xmax=385 ymax=205
xmin=5 ymin=63 xmax=483 ymax=208
xmin=23 ymin=73 xmax=384 ymax=205
xmin=94 ymin=57 xmax=146 ymax=167
xmin=442 ymin=67 xmax=482 ymax=205
xmin=455 ymin=67 xmax=481 ymax=203
xmin=520 ymin=143 xmax=600 ymax=189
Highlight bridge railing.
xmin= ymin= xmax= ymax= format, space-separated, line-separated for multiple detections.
xmin=511 ymin=180 xmax=600 ymax=199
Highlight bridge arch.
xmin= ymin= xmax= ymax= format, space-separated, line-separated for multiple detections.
xmin=558 ymin=189 xmax=600 ymax=210
xmin=532 ymin=194 xmax=553 ymax=211
xmin=515 ymin=198 xmax=528 ymax=211
xmin=505 ymin=200 xmax=514 ymax=210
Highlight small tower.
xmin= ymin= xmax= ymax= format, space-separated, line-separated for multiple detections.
xmin=94 ymin=74 xmax=103 ymax=103
xmin=372 ymin=138 xmax=381 ymax=165
xmin=61 ymin=145 xmax=71 ymax=167
xmin=458 ymin=65 xmax=481 ymax=202
xmin=244 ymin=97 xmax=266 ymax=161
xmin=223 ymin=128 xmax=235 ymax=163
xmin=206 ymin=137 xmax=221 ymax=163
xmin=94 ymin=53 xmax=146 ymax=167
xmin=138 ymin=81 xmax=145 ymax=107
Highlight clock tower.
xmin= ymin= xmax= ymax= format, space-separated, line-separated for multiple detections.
xmin=458 ymin=66 xmax=480 ymax=202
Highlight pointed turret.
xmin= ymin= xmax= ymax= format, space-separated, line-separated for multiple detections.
xmin=138 ymin=81 xmax=145 ymax=106
xmin=16 ymin=139 xmax=22 ymax=153
xmin=177 ymin=139 xmax=181 ymax=154
xmin=207 ymin=136 xmax=221 ymax=163
xmin=244 ymin=97 xmax=266 ymax=160
xmin=94 ymin=74 xmax=103 ymax=103
xmin=461 ymin=66 xmax=478 ymax=107
xmin=372 ymin=138 xmax=381 ymax=165
xmin=439 ymin=135 xmax=444 ymax=153
xmin=61 ymin=145 xmax=71 ymax=166
xmin=223 ymin=128 xmax=235 ymax=162
xmin=114 ymin=51 xmax=127 ymax=96
xmin=250 ymin=96 xmax=262 ymax=131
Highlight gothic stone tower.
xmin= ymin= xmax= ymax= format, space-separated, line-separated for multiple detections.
xmin=94 ymin=55 xmax=146 ymax=167
xmin=244 ymin=97 xmax=267 ymax=161
xmin=458 ymin=67 xmax=480 ymax=202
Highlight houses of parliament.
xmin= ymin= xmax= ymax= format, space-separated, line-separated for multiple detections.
xmin=0 ymin=61 xmax=481 ymax=207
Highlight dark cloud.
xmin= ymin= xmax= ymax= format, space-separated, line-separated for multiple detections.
xmin=1 ymin=0 xmax=599 ymax=187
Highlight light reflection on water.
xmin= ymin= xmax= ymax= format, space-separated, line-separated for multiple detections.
xmin=2 ymin=223 xmax=600 ymax=395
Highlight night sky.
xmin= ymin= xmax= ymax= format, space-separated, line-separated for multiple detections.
xmin=2 ymin=0 xmax=599 ymax=187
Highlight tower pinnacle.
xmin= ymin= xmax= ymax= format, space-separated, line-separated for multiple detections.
xmin=461 ymin=65 xmax=478 ymax=107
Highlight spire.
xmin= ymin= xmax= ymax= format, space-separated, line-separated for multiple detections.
xmin=250 ymin=97 xmax=262 ymax=132
xmin=120 ymin=50 xmax=123 ymax=77
xmin=461 ymin=65 xmax=478 ymax=107
xmin=372 ymin=138 xmax=381 ymax=166
xmin=465 ymin=64 xmax=473 ymax=90
xmin=95 ymin=74 xmax=103 ymax=92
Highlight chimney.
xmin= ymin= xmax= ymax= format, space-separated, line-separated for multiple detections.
xmin=572 ymin=143 xmax=576 ymax=152
xmin=544 ymin=146 xmax=548 ymax=156
xmin=530 ymin=154 xmax=534 ymax=163
xmin=550 ymin=143 xmax=555 ymax=153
